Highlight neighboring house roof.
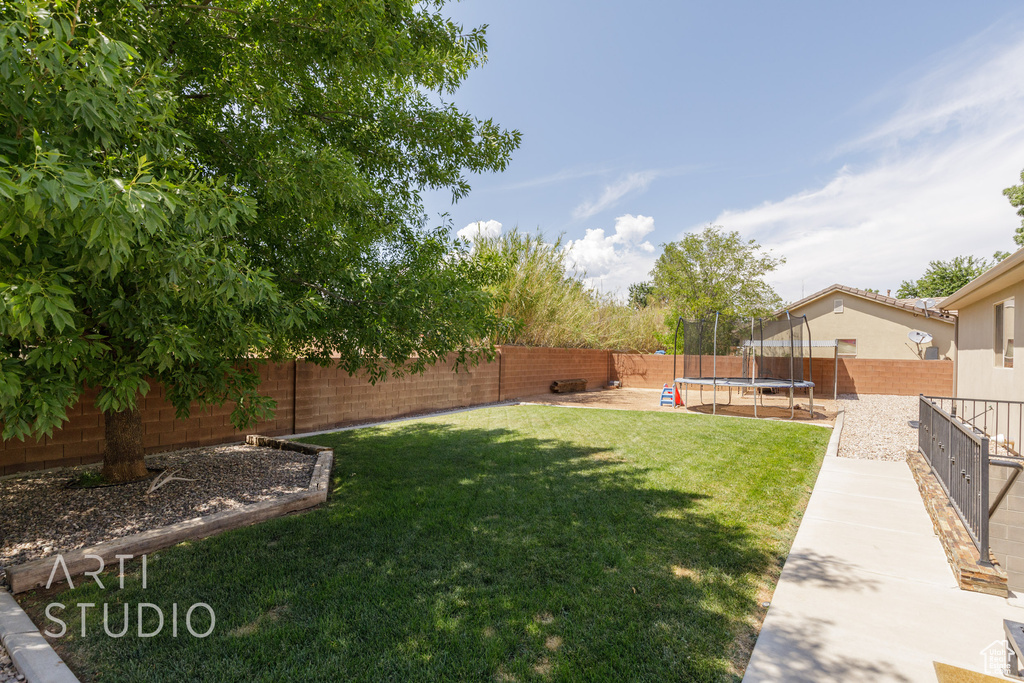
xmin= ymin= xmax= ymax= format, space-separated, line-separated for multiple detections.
xmin=781 ymin=284 xmax=956 ymax=324
xmin=941 ymin=246 xmax=1024 ymax=311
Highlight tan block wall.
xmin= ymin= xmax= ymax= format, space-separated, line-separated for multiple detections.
xmin=989 ymin=466 xmax=1024 ymax=591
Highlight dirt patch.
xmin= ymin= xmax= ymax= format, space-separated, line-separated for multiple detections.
xmin=518 ymin=388 xmax=837 ymax=426
xmin=671 ymin=564 xmax=700 ymax=580
xmin=228 ymin=605 xmax=289 ymax=637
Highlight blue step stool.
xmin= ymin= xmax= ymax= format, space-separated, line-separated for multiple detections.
xmin=660 ymin=384 xmax=676 ymax=406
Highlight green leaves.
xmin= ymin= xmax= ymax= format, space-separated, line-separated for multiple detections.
xmin=651 ymin=226 xmax=785 ymax=323
xmin=1004 ymin=168 xmax=1024 ymax=247
xmin=896 ymin=255 xmax=993 ymax=299
xmin=1 ymin=0 xmax=518 ymax=445
xmin=0 ymin=1 xmax=281 ymax=440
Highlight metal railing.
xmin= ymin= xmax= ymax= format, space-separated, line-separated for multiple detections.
xmin=919 ymin=395 xmax=990 ymax=559
xmin=925 ymin=396 xmax=1024 ymax=459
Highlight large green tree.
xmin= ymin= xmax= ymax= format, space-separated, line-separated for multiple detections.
xmin=896 ymin=255 xmax=993 ymax=299
xmin=1 ymin=1 xmax=519 ymax=481
xmin=651 ymin=226 xmax=784 ymax=323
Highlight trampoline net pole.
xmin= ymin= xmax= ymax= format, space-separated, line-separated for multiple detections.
xmin=787 ymin=310 xmax=795 ymax=387
xmin=713 ymin=312 xmax=718 ymax=383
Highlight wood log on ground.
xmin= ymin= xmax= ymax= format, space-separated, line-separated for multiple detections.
xmin=551 ymin=379 xmax=587 ymax=393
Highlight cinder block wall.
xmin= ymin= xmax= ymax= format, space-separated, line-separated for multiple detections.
xmin=293 ymin=355 xmax=500 ymax=434
xmin=0 ymin=347 xmax=609 ymax=475
xmin=830 ymin=359 xmax=953 ymax=397
xmin=610 ymin=354 xmax=953 ymax=398
xmin=497 ymin=347 xmax=611 ymax=401
xmin=0 ymin=348 xmax=956 ymax=476
xmin=989 ymin=467 xmax=1024 ymax=590
xmin=0 ymin=363 xmax=295 ymax=476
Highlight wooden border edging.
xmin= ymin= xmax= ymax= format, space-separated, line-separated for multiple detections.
xmin=7 ymin=438 xmax=332 ymax=595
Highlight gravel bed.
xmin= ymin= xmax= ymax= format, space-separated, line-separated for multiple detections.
xmin=837 ymin=394 xmax=919 ymax=461
xmin=0 ymin=641 xmax=20 ymax=683
xmin=0 ymin=443 xmax=318 ymax=579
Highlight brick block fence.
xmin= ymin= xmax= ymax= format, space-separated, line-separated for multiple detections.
xmin=0 ymin=348 xmax=953 ymax=475
xmin=611 ymin=353 xmax=953 ymax=398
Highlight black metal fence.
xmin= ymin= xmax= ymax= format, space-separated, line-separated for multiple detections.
xmin=925 ymin=396 xmax=1024 ymax=459
xmin=919 ymin=395 xmax=990 ymax=559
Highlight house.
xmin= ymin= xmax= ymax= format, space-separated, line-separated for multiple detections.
xmin=935 ymin=251 xmax=1023 ymax=591
xmin=940 ymin=249 xmax=1022 ymax=399
xmin=784 ymin=284 xmax=955 ymax=361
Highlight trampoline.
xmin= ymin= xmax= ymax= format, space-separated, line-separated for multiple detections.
xmin=671 ymin=312 xmax=821 ymax=419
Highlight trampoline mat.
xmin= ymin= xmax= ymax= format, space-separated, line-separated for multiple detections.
xmin=675 ymin=377 xmax=815 ymax=389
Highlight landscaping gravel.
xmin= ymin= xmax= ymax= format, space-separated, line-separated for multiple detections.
xmin=0 ymin=641 xmax=20 ymax=683
xmin=0 ymin=443 xmax=318 ymax=580
xmin=836 ymin=394 xmax=919 ymax=461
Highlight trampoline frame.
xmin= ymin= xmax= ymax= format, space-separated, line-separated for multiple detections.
xmin=671 ymin=312 xmax=818 ymax=419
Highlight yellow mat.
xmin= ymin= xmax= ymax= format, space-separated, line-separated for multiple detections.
xmin=934 ymin=661 xmax=1011 ymax=682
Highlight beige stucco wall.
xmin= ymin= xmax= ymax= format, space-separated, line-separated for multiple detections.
xmin=790 ymin=293 xmax=955 ymax=360
xmin=952 ymin=280 xmax=1024 ymax=402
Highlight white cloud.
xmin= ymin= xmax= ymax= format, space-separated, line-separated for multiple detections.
xmin=564 ymin=214 xmax=658 ymax=296
xmin=701 ymin=33 xmax=1024 ymax=303
xmin=457 ymin=219 xmax=503 ymax=241
xmin=572 ymin=172 xmax=658 ymax=220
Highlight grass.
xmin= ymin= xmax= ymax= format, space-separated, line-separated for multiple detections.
xmin=28 ymin=405 xmax=829 ymax=682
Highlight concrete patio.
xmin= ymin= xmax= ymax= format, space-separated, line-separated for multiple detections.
xmin=745 ymin=454 xmax=1024 ymax=682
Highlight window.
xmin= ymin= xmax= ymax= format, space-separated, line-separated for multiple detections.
xmin=996 ymin=298 xmax=1015 ymax=368
xmin=834 ymin=298 xmax=844 ymax=314
xmin=838 ymin=339 xmax=857 ymax=357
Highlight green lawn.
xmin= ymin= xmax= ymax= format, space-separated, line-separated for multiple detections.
xmin=33 ymin=405 xmax=829 ymax=682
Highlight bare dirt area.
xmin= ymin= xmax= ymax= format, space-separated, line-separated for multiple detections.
xmin=0 ymin=443 xmax=318 ymax=582
xmin=519 ymin=387 xmax=837 ymax=426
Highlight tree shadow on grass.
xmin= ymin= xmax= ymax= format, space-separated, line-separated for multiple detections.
xmin=42 ymin=420 xmax=787 ymax=683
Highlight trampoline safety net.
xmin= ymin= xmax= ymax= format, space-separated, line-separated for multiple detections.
xmin=676 ymin=313 xmax=812 ymax=386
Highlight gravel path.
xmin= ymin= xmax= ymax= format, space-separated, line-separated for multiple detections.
xmin=837 ymin=394 xmax=919 ymax=461
xmin=0 ymin=641 xmax=20 ymax=683
xmin=0 ymin=443 xmax=317 ymax=578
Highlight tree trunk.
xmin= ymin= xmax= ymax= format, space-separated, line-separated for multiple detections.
xmin=101 ymin=407 xmax=149 ymax=483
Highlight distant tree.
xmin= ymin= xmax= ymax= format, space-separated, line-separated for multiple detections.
xmin=628 ymin=282 xmax=654 ymax=309
xmin=994 ymin=250 xmax=1012 ymax=263
xmin=1004 ymin=168 xmax=1024 ymax=247
xmin=651 ymin=226 xmax=784 ymax=321
xmin=896 ymin=255 xmax=992 ymax=299
xmin=469 ymin=231 xmax=667 ymax=351
xmin=863 ymin=288 xmax=880 ymax=294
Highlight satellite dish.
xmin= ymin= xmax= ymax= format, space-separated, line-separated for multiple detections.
xmin=916 ymin=298 xmax=939 ymax=310
xmin=908 ymin=330 xmax=933 ymax=344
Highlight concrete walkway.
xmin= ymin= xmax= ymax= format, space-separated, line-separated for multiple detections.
xmin=745 ymin=455 xmax=1024 ymax=682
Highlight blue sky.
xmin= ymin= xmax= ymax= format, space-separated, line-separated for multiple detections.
xmin=422 ymin=2 xmax=1024 ymax=302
